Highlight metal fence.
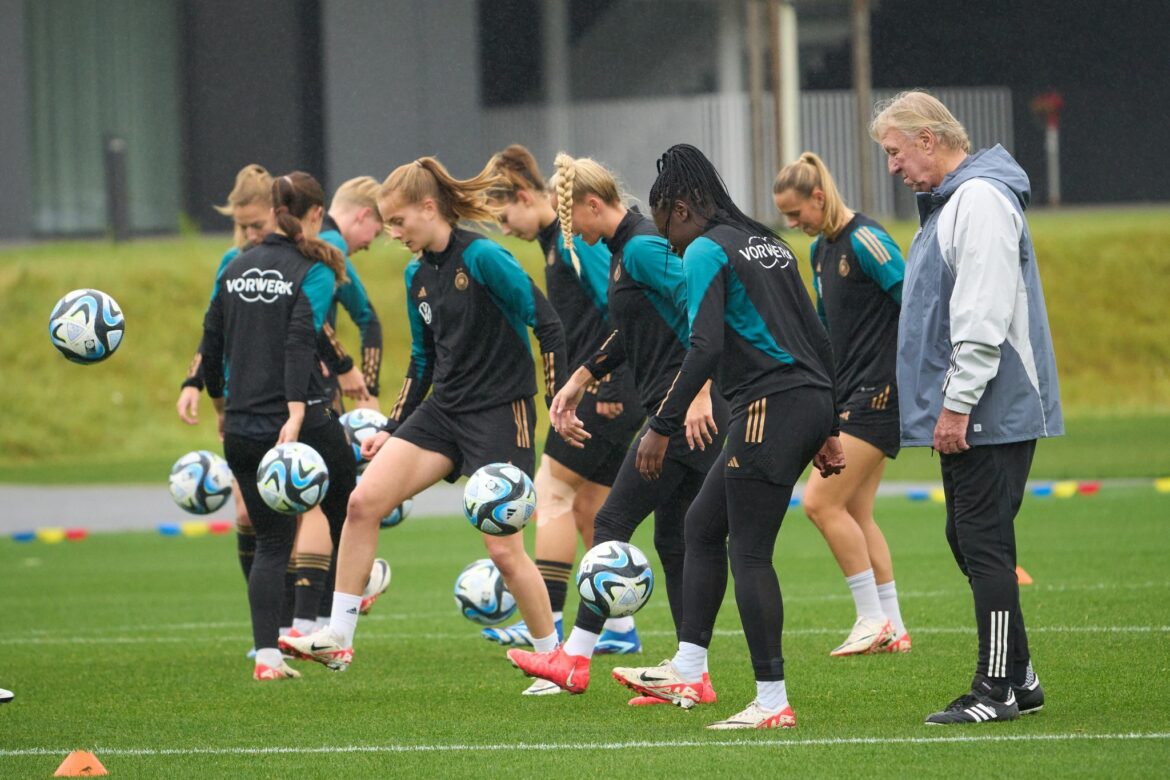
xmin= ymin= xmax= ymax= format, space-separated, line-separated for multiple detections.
xmin=482 ymin=87 xmax=1013 ymax=221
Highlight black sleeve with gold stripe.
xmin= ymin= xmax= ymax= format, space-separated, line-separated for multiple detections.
xmin=318 ymin=322 xmax=355 ymax=377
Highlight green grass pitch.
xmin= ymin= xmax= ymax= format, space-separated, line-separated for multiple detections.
xmin=2 ymin=486 xmax=1168 ymax=777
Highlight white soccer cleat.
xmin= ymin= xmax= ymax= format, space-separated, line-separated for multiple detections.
xmin=611 ymin=659 xmax=704 ymax=709
xmin=0 ymin=687 xmax=12 ymax=704
xmin=830 ymin=616 xmax=894 ymax=656
xmin=279 ymin=628 xmax=353 ymax=671
xmin=359 ymin=558 xmax=392 ymax=615
xmin=706 ymin=700 xmax=796 ymax=730
xmin=521 ymin=678 xmax=566 ymax=696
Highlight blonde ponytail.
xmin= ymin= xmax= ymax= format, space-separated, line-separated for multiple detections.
xmin=214 ymin=163 xmax=273 ymax=248
xmin=381 ymin=156 xmax=508 ymax=226
xmin=773 ymin=151 xmax=851 ymax=240
xmin=553 ymin=153 xmax=581 ymax=275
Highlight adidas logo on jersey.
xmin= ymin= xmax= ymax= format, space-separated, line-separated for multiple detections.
xmin=727 ymin=456 xmax=740 ymax=468
xmin=225 ymin=268 xmax=294 ymax=303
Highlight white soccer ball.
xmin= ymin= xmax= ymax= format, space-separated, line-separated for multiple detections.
xmin=463 ymin=463 xmax=536 ymax=536
xmin=338 ymin=408 xmax=389 ymax=474
xmin=454 ymin=558 xmax=516 ymax=625
xmin=168 ymin=450 xmax=233 ymax=515
xmin=256 ymin=442 xmax=329 ymax=515
xmin=48 ymin=288 xmax=125 ymax=364
xmin=577 ymin=541 xmax=655 ymax=618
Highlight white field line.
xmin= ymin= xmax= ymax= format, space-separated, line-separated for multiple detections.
xmin=1 ymin=732 xmax=1168 ymax=758
xmin=6 ymin=625 xmax=1169 ymax=647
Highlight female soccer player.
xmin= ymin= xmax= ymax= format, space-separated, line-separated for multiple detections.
xmin=507 ymin=153 xmax=728 ymax=703
xmin=610 ymin=144 xmax=844 ymax=729
xmin=481 ymin=146 xmax=646 ymax=673
xmin=202 ymin=171 xmax=358 ymax=681
xmin=317 ymin=176 xmax=386 ymax=413
xmin=282 ymin=157 xmax=567 ymax=681
xmin=177 ymin=164 xmax=274 ymax=594
xmin=773 ymin=152 xmax=910 ymax=655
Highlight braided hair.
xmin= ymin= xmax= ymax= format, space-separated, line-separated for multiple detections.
xmin=553 ymin=153 xmax=581 ymax=275
xmin=649 ymin=144 xmax=778 ymax=239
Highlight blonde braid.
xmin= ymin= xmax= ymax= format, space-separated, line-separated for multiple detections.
xmin=553 ymin=153 xmax=581 ymax=275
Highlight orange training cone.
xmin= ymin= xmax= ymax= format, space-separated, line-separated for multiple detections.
xmin=54 ymin=750 xmax=108 ymax=776
xmin=1015 ymin=566 xmax=1034 ymax=585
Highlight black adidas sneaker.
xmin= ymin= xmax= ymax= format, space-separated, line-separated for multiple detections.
xmin=925 ymin=680 xmax=1019 ymax=725
xmin=1013 ymin=674 xmax=1044 ymax=715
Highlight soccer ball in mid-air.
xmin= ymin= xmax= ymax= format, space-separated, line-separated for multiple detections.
xmin=168 ymin=450 xmax=233 ymax=515
xmin=462 ymin=463 xmax=536 ymax=536
xmin=454 ymin=558 xmax=516 ymax=625
xmin=48 ymin=288 xmax=125 ymax=364
xmin=338 ymin=408 xmax=389 ymax=474
xmin=577 ymin=541 xmax=654 ymax=618
xmin=256 ymin=442 xmax=329 ymax=515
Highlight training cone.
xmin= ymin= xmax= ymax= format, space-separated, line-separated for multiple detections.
xmin=929 ymin=487 xmax=947 ymax=504
xmin=1154 ymin=477 xmax=1170 ymax=494
xmin=1052 ymin=480 xmax=1078 ymax=499
xmin=1016 ymin=566 xmax=1034 ymax=585
xmin=208 ymin=520 xmax=232 ymax=535
xmin=54 ymin=750 xmax=107 ymax=776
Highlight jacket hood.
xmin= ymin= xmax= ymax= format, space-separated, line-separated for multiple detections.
xmin=937 ymin=144 xmax=1031 ymax=210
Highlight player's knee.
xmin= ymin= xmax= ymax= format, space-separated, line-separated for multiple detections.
xmin=346 ymin=484 xmax=383 ymax=528
xmin=485 ymin=541 xmax=524 ymax=578
xmin=535 ymin=468 xmax=576 ymax=526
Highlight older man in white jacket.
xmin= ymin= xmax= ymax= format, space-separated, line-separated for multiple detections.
xmin=871 ymin=91 xmax=1063 ymax=726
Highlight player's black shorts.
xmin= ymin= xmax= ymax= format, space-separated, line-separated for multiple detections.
xmin=723 ymin=386 xmax=835 ymax=485
xmin=392 ymin=396 xmax=536 ymax=482
xmin=542 ymin=388 xmax=644 ymax=486
xmin=839 ymin=383 xmax=901 ymax=459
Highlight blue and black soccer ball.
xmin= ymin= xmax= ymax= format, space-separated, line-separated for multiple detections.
xmin=462 ymin=463 xmax=535 ymax=536
xmin=453 ymin=558 xmax=516 ymax=625
xmin=577 ymin=541 xmax=654 ymax=618
xmin=168 ymin=450 xmax=233 ymax=515
xmin=48 ymin=288 xmax=125 ymax=364
xmin=256 ymin=442 xmax=329 ymax=515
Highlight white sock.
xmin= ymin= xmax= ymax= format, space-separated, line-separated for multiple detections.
xmin=604 ymin=616 xmax=635 ymax=632
xmin=756 ymin=679 xmax=789 ymax=712
xmin=532 ymin=632 xmax=558 ymax=653
xmin=563 ymin=627 xmax=600 ymax=659
xmin=876 ymin=580 xmax=906 ymax=635
xmin=278 ymin=625 xmax=292 ymax=636
xmin=292 ymin=618 xmax=316 ymax=634
xmin=845 ymin=568 xmax=884 ymax=621
xmin=329 ymin=592 xmax=363 ymax=647
xmin=551 ymin=611 xmax=563 ymax=624
xmin=671 ymin=641 xmax=707 ymax=682
xmin=255 ymin=648 xmax=283 ymax=669
xmin=316 ymin=617 xmax=331 ymax=632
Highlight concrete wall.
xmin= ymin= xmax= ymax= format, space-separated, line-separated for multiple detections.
xmin=321 ymin=0 xmax=483 ymax=184
xmin=180 ymin=0 xmax=324 ymax=228
xmin=0 ymin=0 xmax=33 ymax=240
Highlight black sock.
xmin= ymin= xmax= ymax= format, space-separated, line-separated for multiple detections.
xmin=294 ymin=553 xmax=331 ymax=623
xmin=279 ymin=562 xmax=297 ymax=629
xmin=236 ymin=524 xmax=256 ymax=584
xmin=536 ymin=559 xmax=573 ymax=614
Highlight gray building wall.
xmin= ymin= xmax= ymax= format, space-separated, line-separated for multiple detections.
xmin=0 ymin=0 xmax=33 ymax=240
xmin=321 ymin=0 xmax=483 ymax=184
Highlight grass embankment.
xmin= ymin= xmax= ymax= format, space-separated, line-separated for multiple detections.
xmin=0 ymin=206 xmax=1167 ymax=482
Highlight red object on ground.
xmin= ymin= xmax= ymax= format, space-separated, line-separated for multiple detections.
xmin=208 ymin=520 xmax=232 ymax=535
xmin=1077 ymin=481 xmax=1101 ymax=496
xmin=1015 ymin=566 xmax=1034 ymax=585
xmin=65 ymin=528 xmax=88 ymax=541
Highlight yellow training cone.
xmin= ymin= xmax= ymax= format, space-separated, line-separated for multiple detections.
xmin=1154 ymin=477 xmax=1170 ymax=493
xmin=1052 ymin=480 xmax=1078 ymax=498
xmin=180 ymin=520 xmax=209 ymax=538
xmin=929 ymin=487 xmax=947 ymax=504
xmin=36 ymin=527 xmax=66 ymax=544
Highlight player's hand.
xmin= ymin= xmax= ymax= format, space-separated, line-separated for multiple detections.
xmin=556 ymin=413 xmax=592 ymax=449
xmin=596 ymin=401 xmax=623 ymax=420
xmin=353 ymin=396 xmax=381 ymax=412
xmin=361 ymin=431 xmax=390 ymax=459
xmin=277 ymin=403 xmax=305 ymax=445
xmin=636 ymin=429 xmax=669 ymax=480
xmin=933 ymin=408 xmax=971 ymax=454
xmin=684 ymin=386 xmax=717 ymax=451
xmin=338 ymin=367 xmax=371 ymax=401
xmin=813 ymin=436 xmax=846 ymax=477
xmin=177 ymin=387 xmax=200 ymax=425
xmin=550 ymin=368 xmax=590 ymax=433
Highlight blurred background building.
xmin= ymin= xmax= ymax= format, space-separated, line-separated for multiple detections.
xmin=0 ymin=0 xmax=1164 ymax=239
